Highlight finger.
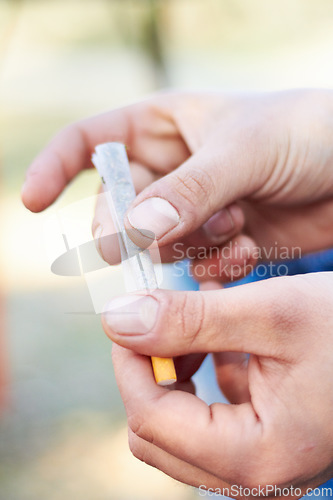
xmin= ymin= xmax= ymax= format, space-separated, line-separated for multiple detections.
xmin=190 ymin=234 xmax=257 ymax=282
xmin=213 ymin=352 xmax=250 ymax=405
xmin=92 ymin=162 xmax=158 ymax=265
xmin=197 ymin=283 xmax=250 ymax=404
xmin=170 ymin=203 xmax=245 ymax=252
xmin=199 ymin=280 xmax=224 ymax=291
xmin=102 ymin=275 xmax=306 ymax=359
xmin=241 ymin=200 xmax=333 ymax=256
xmin=157 ymin=203 xmax=246 ymax=263
xmin=93 ymin=198 xmax=246 ymax=268
xmin=130 ymin=161 xmax=160 ymax=194
xmin=22 ymin=110 xmax=132 ymax=212
xmin=112 ymin=344 xmax=261 ymax=483
xmin=92 ymin=189 xmax=121 ymax=265
xmin=124 ymin=123 xmax=272 ymax=248
xmin=174 ymin=353 xmax=206 ymax=383
xmin=22 ymin=99 xmax=190 ymax=212
xmin=128 ymin=425 xmax=322 ymax=499
xmin=197 ymin=282 xmax=250 ymax=404
xmin=127 ymin=429 xmax=232 ymax=491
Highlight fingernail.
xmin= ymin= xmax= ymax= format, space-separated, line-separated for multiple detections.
xmin=94 ymin=225 xmax=104 ymax=260
xmin=128 ymin=197 xmax=180 ymax=240
xmin=103 ymin=295 xmax=159 ymax=334
xmin=204 ymin=208 xmax=234 ymax=240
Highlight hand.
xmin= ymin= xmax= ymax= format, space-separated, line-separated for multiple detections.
xmin=22 ymin=89 xmax=333 ymax=495
xmin=91 ymin=89 xmax=333 ymax=273
xmin=22 ymin=90 xmax=333 ymax=281
xmin=105 ymin=273 xmax=333 ymax=498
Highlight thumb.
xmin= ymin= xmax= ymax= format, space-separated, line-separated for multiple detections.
xmin=124 ymin=129 xmax=271 ymax=247
xmin=101 ymin=275 xmax=305 ymax=361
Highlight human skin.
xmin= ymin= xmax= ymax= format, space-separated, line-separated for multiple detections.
xmin=22 ymin=89 xmax=333 ymax=498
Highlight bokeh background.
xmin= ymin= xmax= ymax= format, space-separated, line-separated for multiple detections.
xmin=1 ymin=1 xmax=333 ymax=499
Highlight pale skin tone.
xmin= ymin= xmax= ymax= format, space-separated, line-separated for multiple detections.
xmin=22 ymin=89 xmax=333 ymax=498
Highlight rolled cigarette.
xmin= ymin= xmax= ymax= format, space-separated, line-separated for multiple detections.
xmin=92 ymin=142 xmax=177 ymax=386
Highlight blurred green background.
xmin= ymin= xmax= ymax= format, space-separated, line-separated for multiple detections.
xmin=1 ymin=1 xmax=333 ymax=499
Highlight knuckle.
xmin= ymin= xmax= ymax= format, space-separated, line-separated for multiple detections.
xmin=127 ymin=410 xmax=145 ymax=437
xmin=170 ymin=168 xmax=215 ymax=210
xmin=128 ymin=430 xmax=143 ymax=461
xmin=154 ymin=290 xmax=207 ymax=354
xmin=128 ymin=430 xmax=146 ymax=462
xmin=128 ymin=431 xmax=156 ymax=468
xmin=173 ymin=292 xmax=206 ymax=351
xmin=127 ymin=408 xmax=154 ymax=445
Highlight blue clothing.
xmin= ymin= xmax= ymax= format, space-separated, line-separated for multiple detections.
xmin=303 ymin=478 xmax=333 ymax=499
xmin=234 ymin=248 xmax=333 ymax=285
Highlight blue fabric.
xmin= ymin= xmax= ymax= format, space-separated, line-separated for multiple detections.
xmin=232 ymin=248 xmax=333 ymax=286
xmin=301 ymin=478 xmax=333 ymax=498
